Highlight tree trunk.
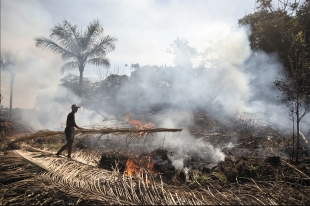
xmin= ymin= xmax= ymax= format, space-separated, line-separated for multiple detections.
xmin=9 ymin=73 xmax=15 ymax=118
xmin=292 ymin=111 xmax=295 ymax=161
xmin=79 ymin=64 xmax=84 ymax=96
xmin=296 ymin=99 xmax=300 ymax=163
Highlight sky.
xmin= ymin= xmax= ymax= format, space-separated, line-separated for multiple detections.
xmin=0 ymin=0 xmax=258 ymax=109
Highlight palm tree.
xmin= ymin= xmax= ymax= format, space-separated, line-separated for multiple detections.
xmin=34 ymin=19 xmax=117 ymax=96
xmin=0 ymin=50 xmax=26 ymax=118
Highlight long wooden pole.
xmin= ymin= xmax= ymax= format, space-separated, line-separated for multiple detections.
xmin=11 ymin=127 xmax=183 ymax=144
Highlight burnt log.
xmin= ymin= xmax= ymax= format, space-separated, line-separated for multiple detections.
xmin=179 ymin=171 xmax=189 ymax=182
xmin=265 ymin=156 xmax=281 ymax=165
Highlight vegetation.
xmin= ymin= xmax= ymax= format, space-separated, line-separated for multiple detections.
xmin=0 ymin=51 xmax=27 ymax=118
xmin=2 ymin=0 xmax=310 ymax=205
xmin=239 ymin=0 xmax=310 ymax=162
xmin=34 ymin=19 xmax=117 ymax=96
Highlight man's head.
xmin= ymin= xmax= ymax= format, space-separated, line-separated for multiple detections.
xmin=71 ymin=104 xmax=80 ymax=113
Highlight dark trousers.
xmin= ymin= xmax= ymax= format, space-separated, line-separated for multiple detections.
xmin=56 ymin=127 xmax=74 ymax=157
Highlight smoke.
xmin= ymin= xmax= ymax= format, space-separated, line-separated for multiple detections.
xmin=17 ymin=24 xmax=303 ymax=168
xmin=23 ymin=85 xmax=109 ymax=131
xmin=111 ymin=25 xmax=307 ymax=168
xmin=1 ymin=0 xmax=63 ymax=109
xmin=114 ymin=26 xmax=289 ymax=127
xmin=3 ymin=0 xmax=310 ymax=169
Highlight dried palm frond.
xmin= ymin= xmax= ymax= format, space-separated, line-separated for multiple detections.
xmin=14 ymin=149 xmax=283 ymax=205
xmin=10 ymin=127 xmax=182 ymax=145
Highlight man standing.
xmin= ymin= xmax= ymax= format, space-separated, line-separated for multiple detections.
xmin=56 ymin=104 xmax=83 ymax=158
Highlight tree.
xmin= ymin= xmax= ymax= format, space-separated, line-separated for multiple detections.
xmin=130 ymin=63 xmax=140 ymax=72
xmin=0 ymin=50 xmax=26 ymax=118
xmin=167 ymin=37 xmax=198 ymax=68
xmin=239 ymin=0 xmax=310 ymax=162
xmin=275 ymin=68 xmax=310 ymax=162
xmin=34 ymin=19 xmax=117 ymax=96
xmin=59 ymin=74 xmax=95 ymax=97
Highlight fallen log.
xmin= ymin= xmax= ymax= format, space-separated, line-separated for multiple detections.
xmin=79 ymin=128 xmax=183 ymax=135
xmin=9 ymin=127 xmax=183 ymax=144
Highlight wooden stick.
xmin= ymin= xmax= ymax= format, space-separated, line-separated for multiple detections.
xmin=10 ymin=128 xmax=182 ymax=144
xmin=281 ymin=159 xmax=310 ymax=179
xmin=78 ymin=128 xmax=182 ymax=135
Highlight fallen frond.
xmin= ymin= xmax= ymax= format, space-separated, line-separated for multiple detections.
xmin=13 ymin=149 xmax=288 ymax=205
xmin=9 ymin=127 xmax=183 ymax=145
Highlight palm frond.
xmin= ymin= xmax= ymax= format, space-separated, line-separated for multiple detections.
xmin=85 ymin=57 xmax=110 ymax=67
xmin=50 ymin=24 xmax=74 ymax=50
xmin=85 ymin=47 xmax=107 ymax=59
xmin=85 ymin=35 xmax=117 ymax=59
xmin=50 ymin=21 xmax=81 ymax=56
xmin=0 ymin=50 xmax=26 ymax=73
xmin=0 ymin=51 xmax=13 ymax=70
xmin=63 ymin=20 xmax=82 ymax=52
xmin=34 ymin=37 xmax=76 ymax=60
xmin=60 ymin=61 xmax=79 ymax=74
xmin=50 ymin=20 xmax=81 ymax=55
xmin=50 ymin=23 xmax=70 ymax=41
xmin=83 ymin=19 xmax=103 ymax=50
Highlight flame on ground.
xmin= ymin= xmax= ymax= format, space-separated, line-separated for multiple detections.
xmin=124 ymin=155 xmax=155 ymax=183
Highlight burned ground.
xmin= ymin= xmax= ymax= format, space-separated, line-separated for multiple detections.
xmin=1 ymin=109 xmax=310 ymax=205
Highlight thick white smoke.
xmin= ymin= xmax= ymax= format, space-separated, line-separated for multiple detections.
xmin=3 ymin=0 xmax=309 ymax=169
xmin=25 ymin=85 xmax=104 ymax=131
xmin=20 ymin=25 xmax=306 ymax=169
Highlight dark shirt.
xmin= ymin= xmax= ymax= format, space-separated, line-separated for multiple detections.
xmin=66 ymin=112 xmax=77 ymax=128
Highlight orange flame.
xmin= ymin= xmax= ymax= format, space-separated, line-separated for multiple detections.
xmin=124 ymin=155 xmax=155 ymax=183
xmin=125 ymin=115 xmax=153 ymax=129
xmin=125 ymin=159 xmax=139 ymax=176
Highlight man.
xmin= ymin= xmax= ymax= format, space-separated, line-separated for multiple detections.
xmin=56 ymin=104 xmax=83 ymax=158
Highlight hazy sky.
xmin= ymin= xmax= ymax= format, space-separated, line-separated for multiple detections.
xmin=39 ymin=0 xmax=256 ymax=67
xmin=1 ymin=0 xmax=257 ymax=108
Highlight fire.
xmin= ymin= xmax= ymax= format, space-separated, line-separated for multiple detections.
xmin=124 ymin=155 xmax=155 ymax=183
xmin=125 ymin=159 xmax=139 ymax=176
xmin=125 ymin=114 xmax=153 ymax=130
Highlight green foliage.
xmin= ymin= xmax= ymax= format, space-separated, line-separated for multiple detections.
xmin=239 ymin=1 xmax=310 ymax=80
xmin=188 ymin=173 xmax=210 ymax=188
xmin=239 ymin=1 xmax=310 ymax=162
xmin=211 ymin=172 xmax=227 ymax=184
